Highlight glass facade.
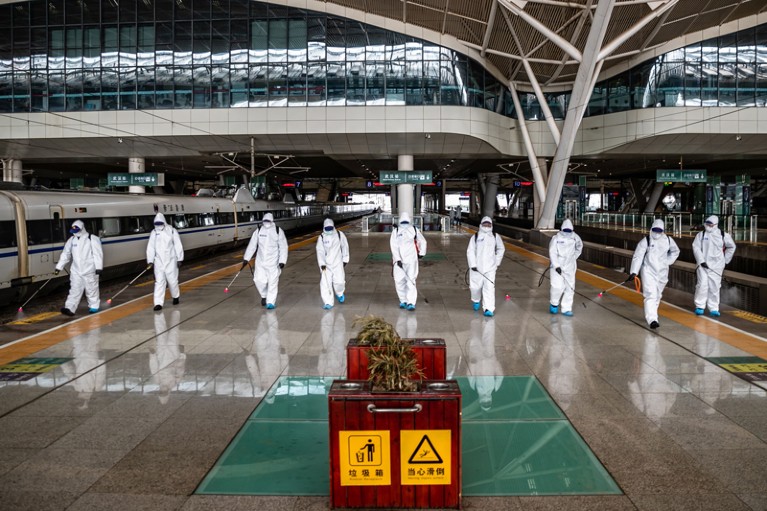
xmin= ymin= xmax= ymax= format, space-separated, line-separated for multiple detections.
xmin=0 ymin=1 xmax=764 ymax=119
xmin=0 ymin=0 xmax=512 ymax=114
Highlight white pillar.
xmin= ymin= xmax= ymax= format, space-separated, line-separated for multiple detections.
xmin=128 ymin=157 xmax=146 ymax=194
xmin=397 ymin=155 xmax=414 ymax=219
xmin=482 ymin=173 xmax=500 ymax=218
xmin=3 ymin=159 xmax=23 ymax=183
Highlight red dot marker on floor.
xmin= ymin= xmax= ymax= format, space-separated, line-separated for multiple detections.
xmin=224 ymin=288 xmax=229 ymax=293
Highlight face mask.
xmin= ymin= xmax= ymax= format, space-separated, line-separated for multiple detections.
xmin=69 ymin=227 xmax=81 ymax=235
xmin=561 ymin=228 xmax=572 ymax=236
xmin=704 ymin=224 xmax=714 ymax=233
xmin=154 ymin=222 xmax=165 ymax=230
xmin=651 ymin=228 xmax=663 ymax=240
xmin=263 ymin=220 xmax=273 ymax=228
xmin=324 ymin=226 xmax=334 ymax=232
xmin=480 ymin=223 xmax=492 ymax=233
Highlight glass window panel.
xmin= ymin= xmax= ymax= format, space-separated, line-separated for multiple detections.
xmin=326 ymin=63 xmax=345 ymax=106
xmin=718 ymin=62 xmax=736 ymax=106
xmin=736 ymin=64 xmax=755 ymax=106
xmin=30 ymin=71 xmax=46 ymax=112
xmin=608 ymin=72 xmax=630 ymax=113
xmin=405 ymin=60 xmax=423 ymax=105
xmin=84 ymin=27 xmax=100 ymax=58
xmin=719 ymin=33 xmax=737 ymax=63
xmin=737 ymin=27 xmax=755 ymax=63
xmin=155 ymin=64 xmax=174 ymax=108
xmin=268 ymin=64 xmax=287 ymax=106
xmin=83 ymin=69 xmax=100 ymax=110
xmin=120 ymin=25 xmax=136 ymax=50
xmin=0 ymin=29 xmax=9 ymax=60
xmin=485 ymin=79 xmax=502 ymax=113
xmin=13 ymin=71 xmax=30 ymax=112
xmin=138 ymin=25 xmax=155 ymax=52
xmin=248 ymin=64 xmax=268 ymax=106
xmin=0 ymin=70 xmax=11 ymax=112
xmin=174 ymin=21 xmax=192 ymax=53
xmin=386 ymin=61 xmax=405 ymax=105
xmin=137 ymin=0 xmax=154 ymax=22
xmin=174 ymin=0 xmax=191 ymax=20
xmin=288 ymin=19 xmax=307 ymax=62
xmin=30 ymin=3 xmax=47 ymax=26
xmin=49 ymin=1 xmax=65 ymax=25
xmin=155 ymin=21 xmax=172 ymax=52
xmin=307 ymin=17 xmax=326 ymax=61
xmin=365 ymin=63 xmax=384 ymax=105
xmin=103 ymin=26 xmax=118 ymax=52
xmin=346 ymin=21 xmax=366 ymax=62
xmin=211 ymin=65 xmax=229 ymax=107
xmin=65 ymin=0 xmax=80 ymax=24
xmin=269 ymin=19 xmax=288 ymax=63
xmin=174 ymin=67 xmax=192 ymax=107
xmin=193 ymin=65 xmax=211 ymax=107
xmin=119 ymin=0 xmax=136 ymax=23
xmin=82 ymin=2 xmax=99 ymax=24
xmin=119 ymin=67 xmax=136 ymax=109
xmin=66 ymin=27 xmax=82 ymax=58
xmin=346 ymin=62 xmax=364 ymax=105
xmin=467 ymin=61 xmax=484 ymax=108
xmin=212 ymin=0 xmax=229 ymax=18
xmin=423 ymin=60 xmax=440 ymax=105
xmin=440 ymin=59 xmax=465 ymax=105
xmin=212 ymin=20 xmax=229 ymax=53
xmin=326 ymin=18 xmax=344 ymax=62
xmin=155 ymin=0 xmax=173 ymax=21
xmin=193 ymin=0 xmax=210 ymax=18
xmin=101 ymin=0 xmax=117 ymax=23
xmin=231 ymin=19 xmax=248 ymax=45
xmin=230 ymin=63 xmax=248 ymax=106
xmin=251 ymin=21 xmax=268 ymax=63
xmin=287 ymin=63 xmax=306 ymax=105
xmin=101 ymin=68 xmax=118 ymax=109
xmin=406 ymin=41 xmax=423 ymax=62
xmin=49 ymin=70 xmax=66 ymax=111
xmin=756 ymin=63 xmax=767 ymax=107
xmin=630 ymin=60 xmax=656 ymax=108
xmin=306 ymin=62 xmax=326 ymax=106
xmin=700 ymin=61 xmax=718 ymax=105
xmin=137 ymin=67 xmax=155 ymax=108
xmin=13 ymin=27 xmax=30 ymax=55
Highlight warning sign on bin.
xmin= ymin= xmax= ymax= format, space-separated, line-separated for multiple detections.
xmin=400 ymin=430 xmax=451 ymax=485
xmin=339 ymin=430 xmax=391 ymax=486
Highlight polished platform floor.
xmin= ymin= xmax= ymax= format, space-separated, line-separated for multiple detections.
xmin=1 ymin=224 xmax=766 ymax=510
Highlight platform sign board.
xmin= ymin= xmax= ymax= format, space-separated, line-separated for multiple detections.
xmin=339 ymin=430 xmax=391 ymax=486
xmin=379 ymin=171 xmax=432 ymax=184
xmin=108 ymin=173 xmax=165 ymax=186
xmin=400 ymin=430 xmax=451 ymax=485
xmin=656 ymin=169 xmax=706 ymax=183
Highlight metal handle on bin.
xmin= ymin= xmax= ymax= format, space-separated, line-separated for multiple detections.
xmin=367 ymin=403 xmax=423 ymax=414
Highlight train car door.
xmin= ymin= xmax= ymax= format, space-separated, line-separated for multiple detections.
xmin=215 ymin=205 xmax=225 ymax=245
xmin=48 ymin=205 xmax=65 ymax=266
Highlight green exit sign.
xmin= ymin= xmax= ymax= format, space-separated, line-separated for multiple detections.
xmin=108 ymin=173 xmax=165 ymax=186
xmin=379 ymin=171 xmax=433 ymax=184
xmin=656 ymin=169 xmax=707 ymax=183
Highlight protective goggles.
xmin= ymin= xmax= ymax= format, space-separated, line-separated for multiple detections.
xmin=69 ymin=226 xmax=81 ymax=234
xmin=400 ymin=221 xmax=410 ymax=225
xmin=704 ymin=221 xmax=715 ymax=226
xmin=651 ymin=227 xmax=664 ymax=233
xmin=562 ymin=228 xmax=572 ymax=233
xmin=154 ymin=222 xmax=164 ymax=226
xmin=262 ymin=220 xmax=272 ymax=225
xmin=481 ymin=222 xmax=492 ymax=227
xmin=324 ymin=226 xmax=334 ymax=232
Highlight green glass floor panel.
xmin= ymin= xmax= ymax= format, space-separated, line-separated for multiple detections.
xmin=462 ymin=421 xmax=620 ymax=496
xmin=196 ymin=420 xmax=329 ymax=495
xmin=456 ymin=376 xmax=566 ymax=421
xmin=249 ymin=376 xmax=335 ymax=421
xmin=707 ymin=356 xmax=766 ymax=364
xmin=366 ymin=252 xmax=445 ymax=262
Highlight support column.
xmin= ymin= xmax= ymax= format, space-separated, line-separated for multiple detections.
xmin=396 ymin=155 xmax=414 ymax=219
xmin=3 ymin=159 xmax=23 ymax=183
xmin=482 ymin=174 xmax=500 ymax=218
xmin=128 ymin=157 xmax=146 ymax=194
xmin=440 ymin=181 xmax=446 ymax=214
xmin=470 ymin=181 xmax=480 ymax=218
xmin=533 ymin=158 xmax=548 ymax=225
xmin=414 ymin=184 xmax=422 ymax=213
xmin=644 ymin=182 xmax=664 ymax=215
xmin=536 ymin=0 xmax=616 ymax=229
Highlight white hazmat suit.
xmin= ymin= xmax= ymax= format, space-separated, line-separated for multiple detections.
xmin=316 ymin=218 xmax=349 ymax=308
xmin=548 ymin=219 xmax=583 ymax=315
xmin=692 ymin=215 xmax=736 ymax=316
xmin=390 ymin=212 xmax=427 ymax=310
xmin=243 ymin=212 xmax=288 ymax=308
xmin=56 ymin=220 xmax=103 ymax=315
xmin=467 ymin=216 xmax=505 ymax=315
xmin=629 ymin=219 xmax=680 ymax=328
xmin=147 ymin=213 xmax=184 ymax=310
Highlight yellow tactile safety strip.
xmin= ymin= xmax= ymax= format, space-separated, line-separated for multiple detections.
xmin=7 ymin=311 xmax=61 ymax=325
xmin=464 ymin=226 xmax=767 ymax=359
xmin=0 ymin=231 xmax=327 ymax=365
xmin=730 ymin=311 xmax=767 ymax=325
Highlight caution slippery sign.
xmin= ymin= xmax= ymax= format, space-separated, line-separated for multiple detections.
xmin=400 ymin=430 xmax=451 ymax=485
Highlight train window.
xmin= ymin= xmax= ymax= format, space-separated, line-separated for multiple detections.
xmin=27 ymin=220 xmax=52 ymax=245
xmin=101 ymin=218 xmax=121 ymax=238
xmin=201 ymin=213 xmax=215 ymax=226
xmin=169 ymin=214 xmax=187 ymax=229
xmin=218 ymin=212 xmax=234 ymax=224
xmin=0 ymin=221 xmax=16 ymax=248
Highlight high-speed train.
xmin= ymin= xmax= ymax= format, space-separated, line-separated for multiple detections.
xmin=0 ymin=187 xmax=376 ymax=303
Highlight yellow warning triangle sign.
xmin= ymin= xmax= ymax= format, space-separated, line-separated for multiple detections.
xmin=407 ymin=434 xmax=443 ymax=464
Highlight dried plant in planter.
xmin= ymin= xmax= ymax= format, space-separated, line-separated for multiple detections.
xmin=352 ymin=315 xmax=424 ymax=392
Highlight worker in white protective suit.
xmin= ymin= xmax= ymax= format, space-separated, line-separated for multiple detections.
xmin=629 ymin=219 xmax=680 ymax=329
xmin=692 ymin=215 xmax=736 ymax=318
xmin=242 ymin=212 xmax=288 ymax=309
xmin=390 ymin=212 xmax=427 ymax=311
xmin=56 ymin=220 xmax=104 ymax=316
xmin=316 ymin=218 xmax=349 ymax=309
xmin=150 ymin=309 xmax=186 ymax=405
xmin=548 ymin=218 xmax=583 ymax=316
xmin=467 ymin=216 xmax=505 ymax=317
xmin=147 ymin=213 xmax=184 ymax=311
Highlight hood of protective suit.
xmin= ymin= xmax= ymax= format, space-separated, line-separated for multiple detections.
xmin=560 ymin=218 xmax=574 ymax=236
xmin=399 ymin=212 xmax=411 ymax=225
xmin=650 ymin=219 xmax=664 ymax=240
xmin=705 ymin=215 xmax=718 ymax=233
xmin=323 ymin=218 xmax=335 ymax=231
xmin=262 ymin=212 xmax=274 ymax=227
xmin=70 ymin=219 xmax=87 ymax=238
xmin=153 ymin=213 xmax=167 ymax=231
xmin=480 ymin=216 xmax=493 ymax=233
